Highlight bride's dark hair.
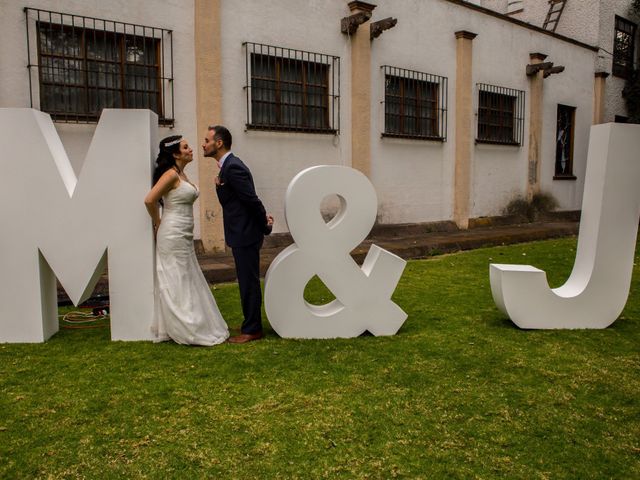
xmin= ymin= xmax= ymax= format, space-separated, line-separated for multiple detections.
xmin=153 ymin=135 xmax=183 ymax=186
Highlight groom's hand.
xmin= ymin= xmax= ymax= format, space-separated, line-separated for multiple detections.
xmin=264 ymin=214 xmax=274 ymax=235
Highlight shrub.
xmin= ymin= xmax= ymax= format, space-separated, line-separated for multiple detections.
xmin=531 ymin=192 xmax=559 ymax=213
xmin=623 ymin=69 xmax=640 ymax=124
xmin=504 ymin=196 xmax=534 ymax=221
xmin=503 ymin=192 xmax=558 ymax=222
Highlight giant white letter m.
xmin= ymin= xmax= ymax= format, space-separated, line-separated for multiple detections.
xmin=0 ymin=109 xmax=157 ymax=342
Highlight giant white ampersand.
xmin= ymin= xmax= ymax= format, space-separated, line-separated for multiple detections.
xmin=264 ymin=165 xmax=407 ymax=338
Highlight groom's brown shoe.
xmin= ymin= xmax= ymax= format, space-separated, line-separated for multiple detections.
xmin=227 ymin=332 xmax=264 ymax=344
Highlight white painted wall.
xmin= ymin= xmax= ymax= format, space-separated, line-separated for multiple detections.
xmin=218 ymin=0 xmax=351 ymax=233
xmin=504 ymin=0 xmax=602 ymax=46
xmin=373 ymin=0 xmax=595 ymax=220
xmin=481 ymin=0 xmax=510 ymax=13
xmin=1 ymin=0 xmax=602 ymax=239
xmin=541 ymin=44 xmax=595 ymax=209
xmin=470 ymin=2 xmax=596 ymax=214
xmin=596 ymin=1 xmax=640 ymax=121
xmin=0 ymin=0 xmax=200 ymax=235
xmin=370 ymin=0 xmax=455 ymax=223
xmin=482 ymin=0 xmax=640 ymax=122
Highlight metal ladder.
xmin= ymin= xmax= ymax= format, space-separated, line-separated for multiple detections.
xmin=542 ymin=0 xmax=567 ymax=32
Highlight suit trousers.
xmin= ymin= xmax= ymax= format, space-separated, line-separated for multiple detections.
xmin=231 ymin=239 xmax=263 ymax=334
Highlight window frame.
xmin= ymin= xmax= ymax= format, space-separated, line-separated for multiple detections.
xmin=244 ymin=42 xmax=340 ymax=134
xmin=25 ymin=8 xmax=174 ymax=126
xmin=476 ymin=83 xmax=525 ymax=146
xmin=613 ymin=15 xmax=637 ymax=79
xmin=554 ymin=104 xmax=577 ymax=180
xmin=381 ymin=65 xmax=448 ymax=142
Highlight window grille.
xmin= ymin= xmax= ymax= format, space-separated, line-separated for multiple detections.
xmin=244 ymin=42 xmax=340 ymax=134
xmin=24 ymin=7 xmax=174 ymax=126
xmin=613 ymin=16 xmax=637 ymax=79
xmin=381 ymin=66 xmax=447 ymax=141
xmin=555 ymin=104 xmax=576 ymax=178
xmin=476 ymin=83 xmax=525 ymax=146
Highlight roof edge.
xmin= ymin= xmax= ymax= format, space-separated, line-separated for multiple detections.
xmin=442 ymin=0 xmax=599 ymax=52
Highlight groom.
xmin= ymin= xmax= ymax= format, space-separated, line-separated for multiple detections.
xmin=203 ymin=125 xmax=273 ymax=344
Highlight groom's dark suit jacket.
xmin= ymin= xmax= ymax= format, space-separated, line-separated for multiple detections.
xmin=215 ymin=153 xmax=270 ymax=248
xmin=216 ymin=153 xmax=270 ymax=335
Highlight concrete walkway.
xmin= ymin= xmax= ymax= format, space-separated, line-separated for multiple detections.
xmin=198 ymin=217 xmax=579 ymax=284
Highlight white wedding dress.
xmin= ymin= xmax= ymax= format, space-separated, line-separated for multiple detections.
xmin=151 ymin=179 xmax=229 ymax=345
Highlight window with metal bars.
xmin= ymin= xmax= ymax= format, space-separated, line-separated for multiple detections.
xmin=555 ymin=104 xmax=576 ymax=178
xmin=244 ymin=43 xmax=340 ymax=133
xmin=25 ymin=8 xmax=174 ymax=126
xmin=476 ymin=84 xmax=525 ymax=146
xmin=382 ymin=66 xmax=447 ymax=141
xmin=613 ymin=16 xmax=637 ymax=79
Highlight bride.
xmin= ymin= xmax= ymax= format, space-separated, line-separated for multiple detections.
xmin=144 ymin=135 xmax=229 ymax=345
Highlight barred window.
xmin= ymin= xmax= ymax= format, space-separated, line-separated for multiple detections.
xmin=382 ymin=66 xmax=447 ymax=141
xmin=476 ymin=84 xmax=525 ymax=146
xmin=25 ymin=8 xmax=174 ymax=125
xmin=244 ymin=43 xmax=340 ymax=133
xmin=613 ymin=16 xmax=636 ymax=79
xmin=555 ymin=104 xmax=576 ymax=178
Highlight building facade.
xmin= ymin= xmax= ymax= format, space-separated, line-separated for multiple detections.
xmin=1 ymin=0 xmax=615 ymax=253
xmin=479 ymin=0 xmax=640 ymax=123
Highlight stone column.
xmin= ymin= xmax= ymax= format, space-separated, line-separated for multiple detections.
xmin=349 ymin=1 xmax=376 ymax=177
xmin=527 ymin=52 xmax=546 ymax=201
xmin=593 ymin=71 xmax=609 ymax=125
xmin=195 ymin=0 xmax=225 ymax=252
xmin=453 ymin=30 xmax=477 ymax=229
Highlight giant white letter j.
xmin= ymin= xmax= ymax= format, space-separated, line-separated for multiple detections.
xmin=490 ymin=123 xmax=640 ymax=329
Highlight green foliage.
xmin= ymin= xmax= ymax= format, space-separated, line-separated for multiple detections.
xmin=620 ymin=1 xmax=640 ymax=123
xmin=504 ymin=196 xmax=534 ymax=220
xmin=623 ymin=69 xmax=640 ymax=124
xmin=503 ymin=192 xmax=558 ymax=222
xmin=1 ymin=238 xmax=639 ymax=478
xmin=530 ymin=191 xmax=559 ymax=213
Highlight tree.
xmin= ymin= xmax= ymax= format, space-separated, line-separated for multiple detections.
xmin=623 ymin=71 xmax=640 ymax=123
xmin=624 ymin=2 xmax=640 ymax=122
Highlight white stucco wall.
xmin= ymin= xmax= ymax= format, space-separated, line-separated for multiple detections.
xmin=597 ymin=1 xmax=640 ymax=121
xmin=521 ymin=0 xmax=601 ymax=46
xmin=370 ymin=0 xmax=455 ymax=224
xmin=495 ymin=0 xmax=602 ymax=48
xmin=372 ymin=0 xmax=595 ymax=220
xmin=469 ymin=2 xmax=596 ymax=214
xmin=481 ymin=0 xmax=510 ymax=13
xmin=486 ymin=0 xmax=639 ymax=122
xmin=540 ymin=45 xmax=595 ymax=209
xmin=1 ymin=0 xmax=603 ymax=238
xmin=0 ymin=0 xmax=200 ymax=235
xmin=218 ymin=0 xmax=351 ymax=233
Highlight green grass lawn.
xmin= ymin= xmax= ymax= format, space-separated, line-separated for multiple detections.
xmin=1 ymin=237 xmax=639 ymax=479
